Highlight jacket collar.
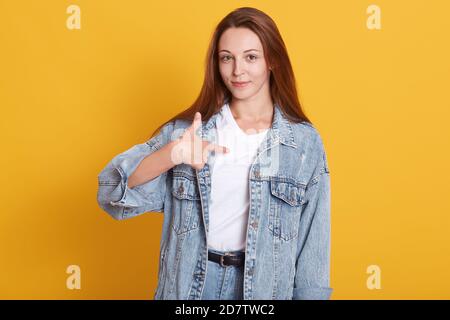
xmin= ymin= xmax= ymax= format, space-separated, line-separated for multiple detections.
xmin=201 ymin=101 xmax=297 ymax=149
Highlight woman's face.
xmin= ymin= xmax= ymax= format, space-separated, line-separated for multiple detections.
xmin=217 ymin=27 xmax=271 ymax=101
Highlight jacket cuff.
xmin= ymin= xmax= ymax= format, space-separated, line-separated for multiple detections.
xmin=109 ymin=164 xmax=160 ymax=208
xmin=292 ymin=287 xmax=333 ymax=300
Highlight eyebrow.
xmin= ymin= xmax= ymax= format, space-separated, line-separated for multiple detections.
xmin=218 ymin=49 xmax=260 ymax=54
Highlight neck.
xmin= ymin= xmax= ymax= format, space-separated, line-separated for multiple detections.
xmin=229 ymin=95 xmax=274 ymax=122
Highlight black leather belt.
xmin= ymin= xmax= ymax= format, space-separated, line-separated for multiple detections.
xmin=208 ymin=250 xmax=245 ymax=267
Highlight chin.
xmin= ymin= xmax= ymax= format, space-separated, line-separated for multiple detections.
xmin=230 ymin=93 xmax=251 ymax=100
xmin=229 ymin=89 xmax=254 ymax=99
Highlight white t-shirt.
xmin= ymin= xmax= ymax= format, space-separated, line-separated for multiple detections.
xmin=207 ymin=102 xmax=269 ymax=252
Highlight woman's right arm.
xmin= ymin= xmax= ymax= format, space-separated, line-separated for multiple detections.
xmin=96 ymin=122 xmax=176 ymax=220
xmin=127 ymin=139 xmax=179 ymax=189
xmin=96 ymin=112 xmax=228 ymax=221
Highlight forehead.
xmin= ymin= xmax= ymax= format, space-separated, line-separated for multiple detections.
xmin=218 ymin=27 xmax=263 ymax=52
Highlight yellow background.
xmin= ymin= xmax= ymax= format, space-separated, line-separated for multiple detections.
xmin=1 ymin=0 xmax=449 ymax=299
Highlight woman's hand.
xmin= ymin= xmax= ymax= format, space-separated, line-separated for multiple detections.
xmin=171 ymin=112 xmax=229 ymax=170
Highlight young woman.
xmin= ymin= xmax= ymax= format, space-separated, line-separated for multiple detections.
xmin=97 ymin=7 xmax=332 ymax=300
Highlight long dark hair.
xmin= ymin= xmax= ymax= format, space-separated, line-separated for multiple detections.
xmin=150 ymin=6 xmax=311 ymax=138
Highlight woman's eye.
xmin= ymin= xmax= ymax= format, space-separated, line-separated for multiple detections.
xmin=220 ymin=55 xmax=257 ymax=62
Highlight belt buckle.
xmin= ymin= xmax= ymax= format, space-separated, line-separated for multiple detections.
xmin=220 ymin=252 xmax=232 ymax=267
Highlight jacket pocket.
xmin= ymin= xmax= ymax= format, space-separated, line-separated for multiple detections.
xmin=170 ymin=169 xmax=201 ymax=235
xmin=268 ymin=176 xmax=306 ymax=241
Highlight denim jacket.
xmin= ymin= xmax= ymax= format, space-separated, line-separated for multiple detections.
xmin=96 ymin=103 xmax=333 ymax=300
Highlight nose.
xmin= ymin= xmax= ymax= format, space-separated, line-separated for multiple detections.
xmin=232 ymin=58 xmax=244 ymax=77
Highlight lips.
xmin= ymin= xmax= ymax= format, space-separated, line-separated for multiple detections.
xmin=231 ymin=81 xmax=250 ymax=88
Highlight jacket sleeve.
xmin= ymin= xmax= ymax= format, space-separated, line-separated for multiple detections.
xmin=292 ymin=139 xmax=333 ymax=300
xmin=96 ymin=122 xmax=174 ymax=220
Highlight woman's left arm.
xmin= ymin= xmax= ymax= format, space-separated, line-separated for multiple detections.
xmin=292 ymin=143 xmax=333 ymax=300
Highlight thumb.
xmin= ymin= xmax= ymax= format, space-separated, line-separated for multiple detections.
xmin=192 ymin=112 xmax=202 ymax=136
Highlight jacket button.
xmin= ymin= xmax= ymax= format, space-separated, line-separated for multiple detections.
xmin=251 ymin=221 xmax=258 ymax=229
xmin=178 ymin=184 xmax=184 ymax=194
xmin=254 ymin=170 xmax=260 ymax=179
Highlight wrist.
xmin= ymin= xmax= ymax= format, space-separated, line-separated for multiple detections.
xmin=167 ymin=138 xmax=183 ymax=166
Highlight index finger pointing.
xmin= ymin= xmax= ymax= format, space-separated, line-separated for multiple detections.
xmin=205 ymin=143 xmax=229 ymax=154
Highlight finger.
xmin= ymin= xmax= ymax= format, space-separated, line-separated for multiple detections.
xmin=205 ymin=143 xmax=229 ymax=154
xmin=192 ymin=112 xmax=202 ymax=137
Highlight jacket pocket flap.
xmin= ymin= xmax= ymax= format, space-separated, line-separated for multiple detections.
xmin=171 ymin=174 xmax=200 ymax=200
xmin=270 ymin=177 xmax=306 ymax=206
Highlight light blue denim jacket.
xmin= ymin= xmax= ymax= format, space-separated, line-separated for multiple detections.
xmin=97 ymin=103 xmax=332 ymax=300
